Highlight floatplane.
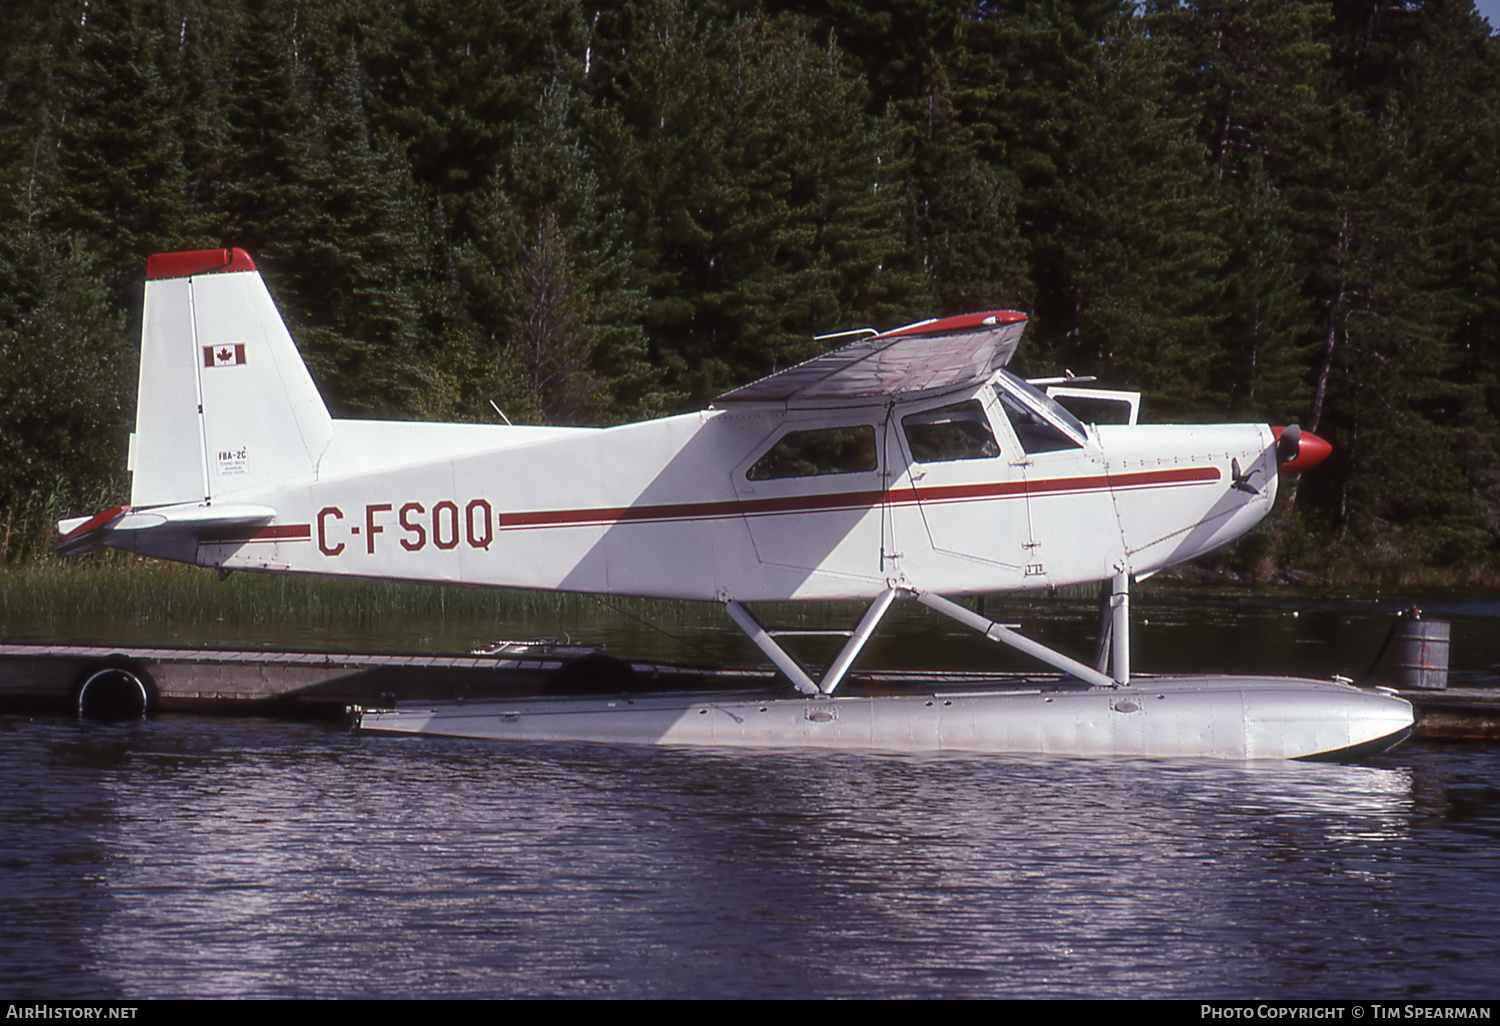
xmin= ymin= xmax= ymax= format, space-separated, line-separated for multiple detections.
xmin=59 ymin=248 xmax=1412 ymax=759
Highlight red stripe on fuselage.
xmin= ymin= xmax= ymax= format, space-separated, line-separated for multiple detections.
xmin=199 ymin=523 xmax=312 ymax=544
xmin=201 ymin=468 xmax=1221 ymax=544
xmin=496 ymin=465 xmax=1221 ymax=531
xmin=894 ymin=466 xmax=1219 ymax=507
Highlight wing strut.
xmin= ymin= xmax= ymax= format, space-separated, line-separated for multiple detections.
xmin=724 ymin=587 xmax=899 ymax=696
xmin=917 ymin=591 xmax=1120 ymax=689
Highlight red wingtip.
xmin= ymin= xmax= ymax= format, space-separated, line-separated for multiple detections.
xmin=879 ymin=310 xmax=1028 ymax=338
xmin=146 ymin=248 xmax=256 ymax=281
xmin=1272 ymin=427 xmax=1332 ymax=475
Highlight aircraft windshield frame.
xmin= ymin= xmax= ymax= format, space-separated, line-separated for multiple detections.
xmin=993 ymin=370 xmax=1089 ymax=444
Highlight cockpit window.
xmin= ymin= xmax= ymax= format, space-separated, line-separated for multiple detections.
xmin=747 ymin=426 xmax=878 ymax=480
xmin=997 ymin=370 xmax=1089 ymax=436
xmin=994 ymin=371 xmax=1086 ymax=453
xmin=902 ymin=401 xmax=1000 ymax=463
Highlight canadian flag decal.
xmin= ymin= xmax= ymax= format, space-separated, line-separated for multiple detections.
xmin=203 ymin=343 xmax=246 ymax=368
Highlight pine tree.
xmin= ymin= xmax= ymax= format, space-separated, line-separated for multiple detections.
xmin=288 ymin=46 xmax=436 ymax=415
xmin=1147 ymin=0 xmax=1334 ymax=417
xmin=49 ymin=0 xmax=203 ymax=310
xmin=449 ymin=176 xmax=541 ymax=425
xmin=508 ymin=208 xmax=607 ymax=421
xmin=1379 ymin=0 xmax=1500 ymax=556
xmin=587 ymin=6 xmax=921 ymax=402
xmin=759 ymin=0 xmax=973 ymax=113
xmin=359 ymin=0 xmax=588 ymax=245
xmin=762 ymin=1 xmax=1037 ymax=315
xmin=210 ymin=0 xmax=316 ymax=257
xmin=507 ymin=81 xmax=660 ymax=419
xmin=899 ymin=55 xmax=1033 ymax=316
xmin=453 ymin=78 xmax=660 ymax=424
xmin=0 ymin=235 xmax=128 ymax=528
xmin=949 ymin=2 xmax=1225 ymax=409
xmin=1293 ymin=0 xmax=1500 ymax=566
xmin=0 ymin=1 xmax=66 ymax=241
xmin=1213 ymin=159 xmax=1313 ymax=422
xmin=1147 ymin=0 xmax=1333 ymax=185
xmin=167 ymin=0 xmax=235 ymax=220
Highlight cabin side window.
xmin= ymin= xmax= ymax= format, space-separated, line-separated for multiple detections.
xmin=746 ymin=426 xmax=878 ymax=480
xmin=1050 ymin=394 xmax=1135 ymax=426
xmin=902 ymin=401 xmax=1000 ymax=463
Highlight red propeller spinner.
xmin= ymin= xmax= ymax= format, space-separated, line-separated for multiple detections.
xmin=1272 ymin=425 xmax=1332 ymax=475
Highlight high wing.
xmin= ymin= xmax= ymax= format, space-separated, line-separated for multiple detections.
xmin=714 ymin=311 xmax=1027 ymax=408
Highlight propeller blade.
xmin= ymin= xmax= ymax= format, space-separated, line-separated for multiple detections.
xmin=1276 ymin=424 xmax=1301 ymax=463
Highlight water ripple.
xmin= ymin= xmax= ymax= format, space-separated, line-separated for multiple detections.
xmin=2 ymin=715 xmax=1497 ymax=998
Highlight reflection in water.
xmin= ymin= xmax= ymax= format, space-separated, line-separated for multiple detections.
xmin=4 ymin=713 xmax=1497 ymax=999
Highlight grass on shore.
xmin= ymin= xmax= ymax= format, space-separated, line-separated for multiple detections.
xmin=4 ymin=533 xmax=1491 ymax=636
xmin=0 ymin=552 xmax=735 ymax=652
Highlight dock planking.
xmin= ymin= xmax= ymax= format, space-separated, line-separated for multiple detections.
xmin=0 ymin=641 xmax=755 ymax=718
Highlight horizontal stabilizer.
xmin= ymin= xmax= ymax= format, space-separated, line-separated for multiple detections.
xmin=57 ymin=503 xmax=277 ymax=557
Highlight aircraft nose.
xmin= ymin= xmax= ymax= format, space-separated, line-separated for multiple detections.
xmin=1272 ymin=425 xmax=1332 ymax=475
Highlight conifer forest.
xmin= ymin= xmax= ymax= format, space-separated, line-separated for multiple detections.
xmin=3 ymin=0 xmax=1499 ymax=580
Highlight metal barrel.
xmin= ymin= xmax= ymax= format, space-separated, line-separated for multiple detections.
xmin=1394 ymin=619 xmax=1450 ymax=690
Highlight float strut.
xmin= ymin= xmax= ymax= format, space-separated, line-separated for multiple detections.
xmin=724 ymin=600 xmax=820 ymax=695
xmin=723 ymin=588 xmax=899 ymax=696
xmin=917 ymin=591 xmax=1118 ymax=689
xmin=1094 ymin=580 xmax=1112 ymax=674
xmin=1109 ymin=570 xmax=1130 ymax=686
xmin=819 ymin=587 xmax=897 ymax=695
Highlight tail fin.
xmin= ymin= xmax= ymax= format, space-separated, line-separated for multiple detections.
xmin=130 ymin=249 xmax=332 ymax=507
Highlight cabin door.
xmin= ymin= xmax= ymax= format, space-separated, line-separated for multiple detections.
xmin=892 ymin=398 xmax=1035 ymax=586
xmin=730 ymin=418 xmax=889 ymax=583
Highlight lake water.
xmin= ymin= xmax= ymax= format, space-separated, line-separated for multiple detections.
xmin=3 ymin=586 xmax=1500 ymax=999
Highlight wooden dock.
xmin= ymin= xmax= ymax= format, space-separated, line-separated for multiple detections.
xmin=1396 ymin=686 xmax=1500 ymax=741
xmin=0 ymin=640 xmax=772 ymax=718
xmin=1 ymin=640 xmax=1496 ymax=739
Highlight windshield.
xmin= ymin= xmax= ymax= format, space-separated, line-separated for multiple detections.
xmin=994 ymin=370 xmax=1088 ymax=441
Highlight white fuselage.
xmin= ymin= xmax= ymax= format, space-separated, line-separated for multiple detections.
xmin=175 ymin=388 xmax=1277 ymax=603
xmin=73 ymin=256 xmax=1280 ymax=604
